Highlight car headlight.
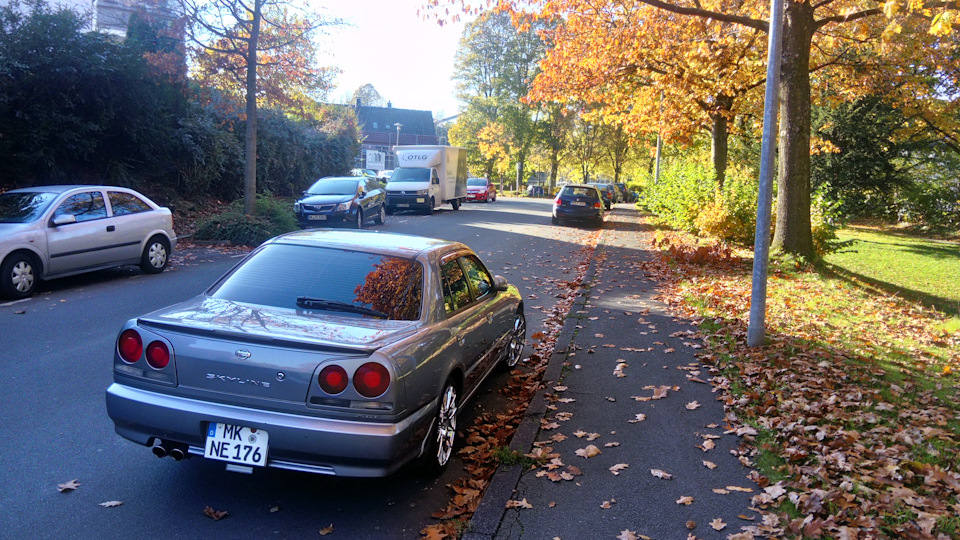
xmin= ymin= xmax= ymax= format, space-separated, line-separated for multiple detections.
xmin=294 ymin=202 xmax=301 ymax=212
xmin=416 ymin=189 xmax=429 ymax=196
xmin=335 ymin=202 xmax=351 ymax=212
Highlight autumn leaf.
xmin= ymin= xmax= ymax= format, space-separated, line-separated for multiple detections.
xmin=617 ymin=530 xmax=638 ymax=540
xmin=319 ymin=524 xmax=334 ymax=536
xmin=710 ymin=518 xmax=727 ymax=531
xmin=726 ymin=486 xmax=753 ymax=492
xmin=629 ymin=413 xmax=647 ymax=423
xmin=575 ymin=445 xmax=602 ymax=458
xmin=203 ymin=506 xmax=229 ymax=521
xmin=676 ymin=496 xmax=694 ymax=505
xmin=650 ymin=469 xmax=673 ymax=480
xmin=703 ymin=460 xmax=717 ymax=469
xmin=57 ymin=479 xmax=80 ymax=493
xmin=698 ymin=440 xmax=715 ymax=452
xmin=609 ymin=463 xmax=629 ymax=475
xmin=99 ymin=500 xmax=123 ymax=508
xmin=685 ymin=400 xmax=701 ymax=410
xmin=506 ymin=498 xmax=533 ymax=509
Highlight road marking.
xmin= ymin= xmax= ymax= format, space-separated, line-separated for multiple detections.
xmin=0 ymin=298 xmax=31 ymax=307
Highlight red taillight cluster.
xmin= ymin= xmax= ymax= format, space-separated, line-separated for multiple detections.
xmin=554 ymin=197 xmax=563 ymax=206
xmin=117 ymin=329 xmax=170 ymax=369
xmin=318 ymin=362 xmax=390 ymax=398
xmin=594 ymin=201 xmax=602 ymax=209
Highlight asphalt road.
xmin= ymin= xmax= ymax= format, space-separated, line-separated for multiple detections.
xmin=0 ymin=197 xmax=597 ymax=539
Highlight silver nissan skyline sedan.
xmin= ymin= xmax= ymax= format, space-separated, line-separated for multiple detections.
xmin=106 ymin=229 xmax=526 ymax=477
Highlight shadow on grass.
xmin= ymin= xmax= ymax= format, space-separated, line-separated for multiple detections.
xmin=843 ymin=237 xmax=960 ymax=262
xmin=819 ymin=263 xmax=959 ymax=317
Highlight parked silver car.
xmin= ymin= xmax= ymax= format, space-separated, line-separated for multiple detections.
xmin=106 ymin=230 xmax=526 ymax=477
xmin=0 ymin=185 xmax=177 ymax=299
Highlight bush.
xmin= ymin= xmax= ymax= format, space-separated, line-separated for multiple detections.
xmin=641 ymin=161 xmax=715 ymax=231
xmin=694 ymin=176 xmax=759 ymax=246
xmin=193 ymin=195 xmax=298 ymax=246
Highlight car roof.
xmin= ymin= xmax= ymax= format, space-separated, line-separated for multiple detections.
xmin=5 ymin=185 xmax=127 ymax=194
xmin=313 ymin=176 xmax=361 ymax=182
xmin=269 ymin=229 xmax=464 ymax=259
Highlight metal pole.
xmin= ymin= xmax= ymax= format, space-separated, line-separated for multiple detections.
xmin=747 ymin=0 xmax=785 ymax=347
xmin=654 ymin=91 xmax=663 ymax=184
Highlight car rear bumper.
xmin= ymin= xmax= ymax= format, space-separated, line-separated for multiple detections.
xmin=553 ymin=206 xmax=603 ymax=221
xmin=105 ymin=382 xmax=436 ymax=477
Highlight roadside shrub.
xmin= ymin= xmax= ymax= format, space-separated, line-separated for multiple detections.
xmin=193 ymin=195 xmax=297 ymax=246
xmin=642 ymin=161 xmax=715 ymax=231
xmin=811 ymin=188 xmax=849 ymax=256
xmin=694 ymin=176 xmax=759 ymax=246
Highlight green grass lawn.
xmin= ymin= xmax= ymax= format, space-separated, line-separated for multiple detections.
xmin=824 ymin=225 xmax=960 ymax=316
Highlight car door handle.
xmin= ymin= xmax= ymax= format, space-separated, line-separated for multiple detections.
xmin=106 ymin=225 xmax=115 ymax=232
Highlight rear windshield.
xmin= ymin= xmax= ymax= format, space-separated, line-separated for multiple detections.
xmin=0 ymin=191 xmax=58 ymax=223
xmin=560 ymin=186 xmax=599 ymax=198
xmin=210 ymin=244 xmax=424 ymax=321
xmin=390 ymin=168 xmax=430 ymax=182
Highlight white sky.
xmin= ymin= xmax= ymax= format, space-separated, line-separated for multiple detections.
xmin=310 ymin=1 xmax=467 ymax=119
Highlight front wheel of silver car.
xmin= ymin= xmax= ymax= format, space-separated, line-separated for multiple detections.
xmin=503 ymin=311 xmax=526 ymax=368
xmin=1 ymin=252 xmax=39 ymax=299
xmin=421 ymin=381 xmax=458 ymax=475
xmin=140 ymin=236 xmax=170 ymax=274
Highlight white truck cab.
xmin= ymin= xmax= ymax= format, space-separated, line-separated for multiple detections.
xmin=385 ymin=146 xmax=468 ymax=215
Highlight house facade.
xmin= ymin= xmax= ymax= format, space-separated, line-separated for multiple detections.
xmin=353 ymin=100 xmax=439 ymax=171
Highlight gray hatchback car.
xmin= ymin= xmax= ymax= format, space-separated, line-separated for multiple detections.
xmin=106 ymin=230 xmax=526 ymax=477
xmin=0 ymin=185 xmax=177 ymax=299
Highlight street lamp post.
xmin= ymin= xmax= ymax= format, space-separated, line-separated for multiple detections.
xmin=394 ymin=123 xmax=403 ymax=149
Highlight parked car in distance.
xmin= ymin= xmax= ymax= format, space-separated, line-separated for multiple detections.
xmin=613 ymin=182 xmax=634 ymax=203
xmin=105 ymin=229 xmax=527 ymax=477
xmin=586 ymin=183 xmax=615 ymax=209
xmin=351 ymin=168 xmax=378 ymax=179
xmin=552 ymin=184 xmax=604 ymax=226
xmin=466 ymin=178 xmax=497 ymax=203
xmin=294 ymin=176 xmax=386 ymax=229
xmin=377 ymin=170 xmax=394 ymax=182
xmin=0 ymin=185 xmax=176 ymax=299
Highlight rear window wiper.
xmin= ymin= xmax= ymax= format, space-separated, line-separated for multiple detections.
xmin=296 ymin=297 xmax=388 ymax=319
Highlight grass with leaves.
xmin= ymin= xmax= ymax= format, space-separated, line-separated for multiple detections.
xmin=645 ymin=222 xmax=960 ymax=538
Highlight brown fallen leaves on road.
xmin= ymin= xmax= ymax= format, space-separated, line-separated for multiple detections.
xmin=99 ymin=500 xmax=123 ymax=508
xmin=574 ymin=445 xmax=601 ymax=458
xmin=57 ymin=479 xmax=80 ymax=492
xmin=506 ymin=498 xmax=533 ymax=509
xmin=318 ymin=524 xmax=334 ymax=536
xmin=202 ymin=506 xmax=228 ymax=521
xmin=650 ymin=469 xmax=673 ymax=480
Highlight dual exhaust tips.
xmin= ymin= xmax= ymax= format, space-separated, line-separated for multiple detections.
xmin=151 ymin=440 xmax=189 ymax=461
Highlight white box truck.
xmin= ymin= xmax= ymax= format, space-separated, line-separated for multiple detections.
xmin=385 ymin=145 xmax=468 ymax=214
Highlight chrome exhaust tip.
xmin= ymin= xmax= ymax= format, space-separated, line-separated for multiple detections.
xmin=151 ymin=442 xmax=167 ymax=458
xmin=170 ymin=447 xmax=186 ymax=461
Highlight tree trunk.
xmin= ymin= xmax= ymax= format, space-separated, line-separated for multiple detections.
xmin=711 ymin=95 xmax=733 ymax=188
xmin=773 ymin=1 xmax=815 ymax=257
xmin=549 ymin=146 xmax=559 ymax=193
xmin=243 ymin=1 xmax=262 ymax=216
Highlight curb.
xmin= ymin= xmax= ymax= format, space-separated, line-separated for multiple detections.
xmin=463 ymin=225 xmax=607 ymax=540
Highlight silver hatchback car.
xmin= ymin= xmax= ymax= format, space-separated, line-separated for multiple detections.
xmin=0 ymin=185 xmax=177 ymax=299
xmin=105 ymin=230 xmax=526 ymax=477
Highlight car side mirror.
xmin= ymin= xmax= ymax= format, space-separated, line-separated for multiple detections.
xmin=52 ymin=214 xmax=77 ymax=226
xmin=493 ymin=275 xmax=509 ymax=292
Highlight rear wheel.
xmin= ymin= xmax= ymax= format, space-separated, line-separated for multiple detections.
xmin=420 ymin=380 xmax=458 ymax=475
xmin=140 ymin=236 xmax=170 ymax=274
xmin=426 ymin=198 xmax=435 ymax=215
xmin=451 ymin=198 xmax=460 ymax=211
xmin=551 ymin=215 xmax=559 ymax=225
xmin=1 ymin=252 xmax=39 ymax=299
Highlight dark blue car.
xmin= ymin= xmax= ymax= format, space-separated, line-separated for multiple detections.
xmin=552 ymin=184 xmax=604 ymax=226
xmin=294 ymin=177 xmax=386 ymax=229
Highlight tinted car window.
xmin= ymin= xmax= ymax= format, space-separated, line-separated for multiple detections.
xmin=108 ymin=191 xmax=152 ymax=216
xmin=561 ymin=186 xmax=599 ymax=198
xmin=210 ymin=244 xmax=423 ymax=321
xmin=461 ymin=256 xmax=493 ymax=300
xmin=306 ymin=178 xmax=361 ymax=195
xmin=0 ymin=191 xmax=57 ymax=223
xmin=441 ymin=258 xmax=472 ymax=313
xmin=365 ymin=178 xmax=381 ymax=192
xmin=53 ymin=191 xmax=107 ymax=223
xmin=390 ymin=168 xmax=429 ymax=182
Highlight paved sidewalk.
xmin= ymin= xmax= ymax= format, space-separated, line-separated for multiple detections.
xmin=465 ymin=206 xmax=759 ymax=540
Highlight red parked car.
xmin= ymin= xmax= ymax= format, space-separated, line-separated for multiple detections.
xmin=466 ymin=178 xmax=497 ymax=203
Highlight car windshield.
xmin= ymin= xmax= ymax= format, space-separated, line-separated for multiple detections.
xmin=306 ymin=179 xmax=360 ymax=195
xmin=467 ymin=178 xmax=486 ymax=186
xmin=390 ymin=168 xmax=430 ymax=182
xmin=0 ymin=191 xmax=58 ymax=223
xmin=210 ymin=244 xmax=424 ymax=321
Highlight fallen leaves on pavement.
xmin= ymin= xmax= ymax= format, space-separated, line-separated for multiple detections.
xmin=57 ymin=479 xmax=80 ymax=493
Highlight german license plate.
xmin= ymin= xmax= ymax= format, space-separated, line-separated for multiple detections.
xmin=397 ymin=203 xmax=409 ymax=208
xmin=308 ymin=214 xmax=326 ymax=220
xmin=204 ymin=423 xmax=268 ymax=467
xmin=572 ymin=201 xmax=586 ymax=206
xmin=416 ymin=198 xmax=425 ymax=203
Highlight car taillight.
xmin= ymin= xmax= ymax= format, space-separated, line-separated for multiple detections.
xmin=594 ymin=201 xmax=602 ymax=209
xmin=145 ymin=341 xmax=170 ymax=369
xmin=319 ymin=365 xmax=349 ymax=394
xmin=118 ymin=329 xmax=142 ymax=363
xmin=554 ymin=197 xmax=563 ymax=206
xmin=354 ymin=363 xmax=390 ymax=398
